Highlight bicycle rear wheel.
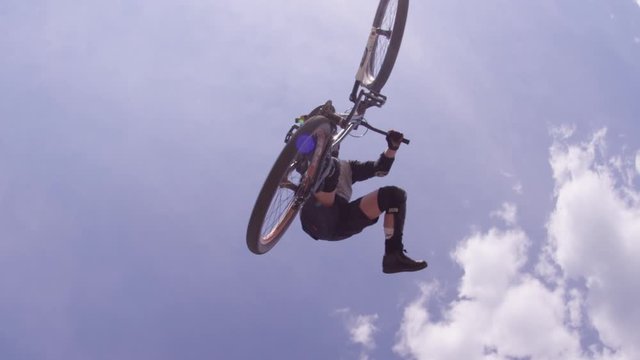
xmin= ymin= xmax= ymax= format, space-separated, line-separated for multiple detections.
xmin=357 ymin=0 xmax=408 ymax=93
xmin=246 ymin=116 xmax=333 ymax=254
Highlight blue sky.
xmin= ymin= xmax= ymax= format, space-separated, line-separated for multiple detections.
xmin=1 ymin=0 xmax=640 ymax=359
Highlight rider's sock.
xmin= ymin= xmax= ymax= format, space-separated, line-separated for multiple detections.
xmin=385 ymin=224 xmax=404 ymax=253
xmin=384 ymin=227 xmax=403 ymax=254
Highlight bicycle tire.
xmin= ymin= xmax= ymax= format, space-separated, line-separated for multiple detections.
xmin=359 ymin=0 xmax=409 ymax=93
xmin=246 ymin=116 xmax=333 ymax=254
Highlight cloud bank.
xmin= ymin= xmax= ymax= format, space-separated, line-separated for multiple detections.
xmin=336 ymin=308 xmax=379 ymax=360
xmin=394 ymin=128 xmax=640 ymax=360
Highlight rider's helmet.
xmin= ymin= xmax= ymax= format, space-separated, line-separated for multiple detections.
xmin=299 ymin=100 xmax=336 ymax=121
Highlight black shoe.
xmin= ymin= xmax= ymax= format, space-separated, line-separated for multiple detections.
xmin=382 ymin=249 xmax=427 ymax=274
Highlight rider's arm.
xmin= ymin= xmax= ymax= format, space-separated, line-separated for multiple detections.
xmin=350 ymin=152 xmax=395 ymax=183
xmin=313 ymin=158 xmax=341 ymax=207
xmin=350 ymin=130 xmax=402 ymax=183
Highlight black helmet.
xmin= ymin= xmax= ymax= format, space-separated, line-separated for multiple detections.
xmin=304 ymin=100 xmax=336 ymax=120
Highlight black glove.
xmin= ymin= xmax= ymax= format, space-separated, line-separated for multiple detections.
xmin=386 ymin=130 xmax=404 ymax=151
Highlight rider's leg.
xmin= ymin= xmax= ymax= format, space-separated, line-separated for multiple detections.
xmin=360 ymin=194 xmax=395 ymax=238
xmin=359 ymin=186 xmax=427 ymax=273
xmin=300 ymin=158 xmax=342 ymax=240
xmin=359 ymin=186 xmax=406 ymax=253
xmin=376 ymin=186 xmax=406 ymax=253
xmin=358 ymin=189 xmax=381 ymax=218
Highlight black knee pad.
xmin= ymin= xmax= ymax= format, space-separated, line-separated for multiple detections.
xmin=377 ymin=186 xmax=406 ymax=213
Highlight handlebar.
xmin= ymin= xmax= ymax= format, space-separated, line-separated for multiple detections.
xmin=346 ymin=82 xmax=410 ymax=145
xmin=360 ymin=121 xmax=410 ymax=145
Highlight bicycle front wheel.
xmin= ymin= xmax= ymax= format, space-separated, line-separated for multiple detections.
xmin=358 ymin=0 xmax=408 ymax=93
xmin=246 ymin=116 xmax=333 ymax=254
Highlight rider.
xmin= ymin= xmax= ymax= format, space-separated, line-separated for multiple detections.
xmin=298 ymin=103 xmax=427 ymax=274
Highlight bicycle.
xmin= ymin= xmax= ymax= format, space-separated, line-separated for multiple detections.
xmin=247 ymin=0 xmax=410 ymax=254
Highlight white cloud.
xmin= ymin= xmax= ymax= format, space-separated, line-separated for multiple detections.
xmin=454 ymin=228 xmax=527 ymax=303
xmin=499 ymin=171 xmax=523 ymax=194
xmin=491 ymin=202 xmax=518 ymax=225
xmin=500 ymin=170 xmax=514 ymax=178
xmin=513 ymin=181 xmax=523 ymax=194
xmin=567 ymin=288 xmax=584 ymax=328
xmin=549 ymin=128 xmax=607 ymax=191
xmin=547 ymin=130 xmax=640 ymax=357
xmin=395 ymin=128 xmax=640 ymax=360
xmin=395 ymin=227 xmax=582 ymax=360
xmin=350 ymin=314 xmax=379 ymax=350
xmin=635 ymin=150 xmax=640 ymax=175
xmin=488 ymin=278 xmax=581 ymax=359
xmin=335 ymin=308 xmax=379 ymax=359
xmin=549 ymin=123 xmax=576 ymax=140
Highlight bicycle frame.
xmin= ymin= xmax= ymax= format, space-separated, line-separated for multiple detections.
xmin=304 ymin=85 xmax=409 ymax=196
xmin=332 ymin=83 xmax=409 ymax=150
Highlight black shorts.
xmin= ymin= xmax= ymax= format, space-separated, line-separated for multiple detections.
xmin=300 ymin=195 xmax=378 ymax=241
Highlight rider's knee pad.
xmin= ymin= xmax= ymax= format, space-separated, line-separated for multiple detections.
xmin=377 ymin=186 xmax=406 ymax=213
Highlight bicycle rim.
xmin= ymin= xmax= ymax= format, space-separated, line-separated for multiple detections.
xmin=258 ymin=163 xmax=302 ymax=246
xmin=247 ymin=117 xmax=332 ymax=254
xmin=360 ymin=0 xmax=408 ymax=93
xmin=369 ymin=0 xmax=399 ymax=81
